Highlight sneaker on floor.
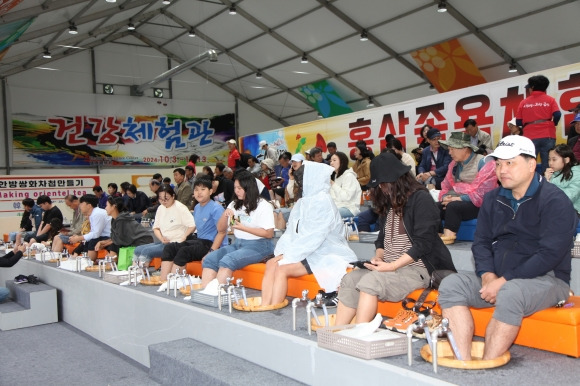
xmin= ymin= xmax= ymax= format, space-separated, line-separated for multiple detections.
xmin=313 ymin=290 xmax=338 ymax=308
xmin=382 ymin=309 xmax=418 ymax=332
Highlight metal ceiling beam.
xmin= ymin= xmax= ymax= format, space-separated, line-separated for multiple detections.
xmin=220 ymin=0 xmax=373 ymax=104
xmin=12 ymin=0 xmax=157 ymax=44
xmin=0 ymin=0 xmax=87 ymax=24
xmin=134 ymin=33 xmax=290 ymax=126
xmin=162 ymin=10 xmax=310 ymax=121
xmin=317 ymin=0 xmax=427 ymax=84
xmin=440 ymin=0 xmax=526 ymax=74
xmin=0 ymin=30 xmax=134 ymax=78
xmin=0 ymin=5 xmax=166 ymax=68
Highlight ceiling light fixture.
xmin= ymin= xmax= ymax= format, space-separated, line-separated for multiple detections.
xmin=162 ymin=0 xmax=171 ymax=5
xmin=301 ymin=53 xmax=308 ymax=64
xmin=105 ymin=0 xmax=116 ymax=3
xmin=437 ymin=1 xmax=448 ymax=13
xmin=188 ymin=29 xmax=195 ymax=37
xmin=68 ymin=23 xmax=78 ymax=35
xmin=256 ymin=70 xmax=263 ymax=79
xmin=103 ymin=84 xmax=114 ymax=95
xmin=366 ymin=97 xmax=375 ymax=108
xmin=229 ymin=4 xmax=237 ymax=15
xmin=127 ymin=22 xmax=135 ymax=30
xmin=508 ymin=61 xmax=518 ymax=73
xmin=42 ymin=50 xmax=52 ymax=59
xmin=360 ymin=30 xmax=368 ymax=42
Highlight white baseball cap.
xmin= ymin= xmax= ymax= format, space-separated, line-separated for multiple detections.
xmin=259 ymin=140 xmax=267 ymax=147
xmin=227 ymin=139 xmax=236 ymax=144
xmin=484 ymin=135 xmax=535 ymax=161
xmin=291 ymin=153 xmax=305 ymax=162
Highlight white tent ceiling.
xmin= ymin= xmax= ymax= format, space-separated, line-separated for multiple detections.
xmin=2 ymin=0 xmax=579 ymax=126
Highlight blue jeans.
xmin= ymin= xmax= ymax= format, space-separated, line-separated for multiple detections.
xmin=532 ymin=137 xmax=555 ymax=174
xmin=0 ymin=287 xmax=10 ymax=303
xmin=338 ymin=207 xmax=355 ymax=218
xmin=202 ymin=238 xmax=274 ymax=272
xmin=133 ymin=241 xmax=164 ymax=263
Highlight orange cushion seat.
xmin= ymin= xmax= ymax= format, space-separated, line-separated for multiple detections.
xmin=184 ymin=261 xmax=321 ymax=298
xmin=377 ymin=290 xmax=580 ymax=357
xmin=470 ymin=296 xmax=580 ymax=357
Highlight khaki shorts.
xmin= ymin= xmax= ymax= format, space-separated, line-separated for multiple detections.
xmin=338 ymin=265 xmax=430 ymax=309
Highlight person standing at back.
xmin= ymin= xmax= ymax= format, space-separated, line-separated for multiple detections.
xmin=516 ymin=75 xmax=561 ymax=174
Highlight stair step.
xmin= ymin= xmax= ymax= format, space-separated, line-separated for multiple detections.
xmin=149 ymin=338 xmax=302 ymax=386
xmin=0 ymin=299 xmax=27 ymax=313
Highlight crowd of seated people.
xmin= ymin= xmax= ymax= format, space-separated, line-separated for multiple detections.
xmin=7 ymin=129 xmax=579 ymax=354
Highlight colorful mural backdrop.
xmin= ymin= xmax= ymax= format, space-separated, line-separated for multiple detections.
xmin=241 ymin=63 xmax=580 ymax=162
xmin=299 ymin=79 xmax=353 ymax=118
xmin=12 ymin=113 xmax=236 ymax=167
xmin=411 ymin=38 xmax=487 ymax=93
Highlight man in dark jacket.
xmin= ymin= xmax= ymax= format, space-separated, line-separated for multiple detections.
xmin=439 ymin=135 xmax=578 ymax=361
xmin=416 ymin=128 xmax=451 ymax=189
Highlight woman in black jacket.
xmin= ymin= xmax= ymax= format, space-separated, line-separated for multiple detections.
xmin=335 ymin=152 xmax=455 ymax=326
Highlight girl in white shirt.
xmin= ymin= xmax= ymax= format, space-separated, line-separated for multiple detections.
xmin=201 ymin=171 xmax=275 ymax=286
xmin=329 ymin=152 xmax=362 ymax=217
xmin=132 ymin=185 xmax=195 ymax=266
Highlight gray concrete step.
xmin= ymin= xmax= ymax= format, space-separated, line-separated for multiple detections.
xmin=0 ymin=280 xmax=58 ymax=331
xmin=149 ymin=338 xmax=304 ymax=386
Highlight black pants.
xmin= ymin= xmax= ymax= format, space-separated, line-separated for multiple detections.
xmin=162 ymin=238 xmax=213 ymax=267
xmin=438 ymin=201 xmax=479 ymax=233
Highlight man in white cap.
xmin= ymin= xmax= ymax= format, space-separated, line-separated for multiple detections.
xmin=226 ymin=139 xmax=240 ymax=169
xmin=438 ymin=135 xmax=578 ymax=361
xmin=259 ymin=140 xmax=278 ymax=166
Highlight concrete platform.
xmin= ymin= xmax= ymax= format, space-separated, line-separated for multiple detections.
xmin=0 ymin=279 xmax=58 ymax=331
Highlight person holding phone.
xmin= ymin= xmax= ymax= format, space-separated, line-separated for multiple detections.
xmin=334 ymin=152 xmax=455 ymax=326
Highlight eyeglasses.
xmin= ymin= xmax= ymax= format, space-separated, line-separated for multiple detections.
xmin=158 ymin=196 xmax=173 ymax=202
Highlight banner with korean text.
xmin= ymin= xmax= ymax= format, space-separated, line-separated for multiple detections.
xmin=12 ymin=113 xmax=236 ymax=167
xmin=241 ymin=62 xmax=580 ymax=161
xmin=0 ymin=175 xmax=99 ymax=215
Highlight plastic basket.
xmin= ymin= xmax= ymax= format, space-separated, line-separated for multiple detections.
xmin=190 ymin=289 xmax=228 ymax=308
xmin=317 ymin=324 xmax=407 ymax=360
xmin=103 ymin=271 xmax=129 ymax=284
xmin=572 ymin=241 xmax=580 ymax=258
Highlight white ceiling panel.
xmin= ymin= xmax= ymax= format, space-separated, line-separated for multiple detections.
xmin=230 ymin=34 xmax=297 ymax=69
xmin=341 ymin=59 xmax=423 ymax=96
xmin=334 ymin=0 xmax=431 ymax=28
xmin=196 ymin=11 xmax=263 ymax=48
xmin=241 ymin=0 xmax=319 ymax=29
xmin=265 ymin=59 xmax=329 ymax=89
xmin=452 ymin=0 xmax=565 ymax=27
xmin=372 ymin=7 xmax=467 ymax=53
xmin=311 ymin=35 xmax=391 ymax=74
xmin=484 ymin=2 xmax=580 ymax=59
xmin=274 ymin=7 xmax=356 ymax=53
